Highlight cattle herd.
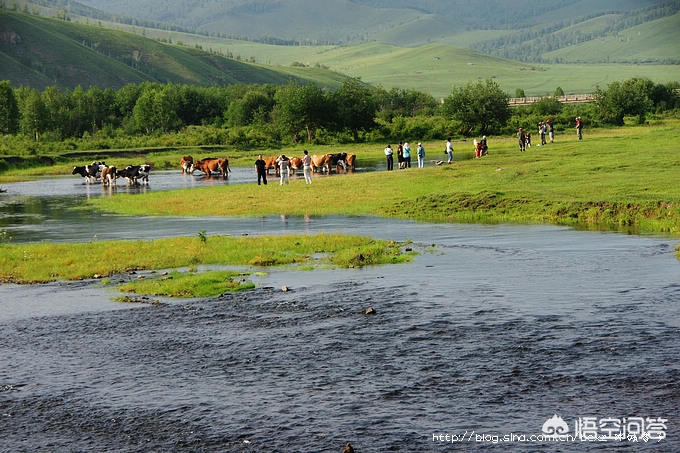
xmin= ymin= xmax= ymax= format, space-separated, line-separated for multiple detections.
xmin=71 ymin=152 xmax=356 ymax=185
xmin=181 ymin=152 xmax=355 ymax=178
xmin=72 ymin=161 xmax=150 ymax=185
xmin=261 ymin=152 xmax=356 ymax=175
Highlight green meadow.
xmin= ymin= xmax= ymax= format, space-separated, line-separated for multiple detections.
xmin=89 ymin=119 xmax=680 ymax=236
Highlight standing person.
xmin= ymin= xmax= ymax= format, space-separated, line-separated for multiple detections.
xmin=397 ymin=142 xmax=404 ymax=169
xmin=255 ymin=154 xmax=267 ymax=185
xmin=302 ymin=150 xmax=313 ymax=184
xmin=403 ymin=142 xmax=411 ymax=168
xmin=539 ymin=122 xmax=546 ymax=145
xmin=547 ymin=119 xmax=554 ymax=143
xmin=480 ymin=135 xmax=488 ymax=156
xmin=446 ymin=138 xmax=453 ymax=164
xmin=576 ymin=117 xmax=583 ymax=140
xmin=541 ymin=121 xmax=547 ymax=145
xmin=417 ymin=142 xmax=425 ymax=168
xmin=517 ymin=127 xmax=526 ymax=152
xmin=525 ymin=131 xmax=532 ymax=148
xmin=384 ymin=144 xmax=394 ymax=170
xmin=277 ymin=154 xmax=290 ymax=185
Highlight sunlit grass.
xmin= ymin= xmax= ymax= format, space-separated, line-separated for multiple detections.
xmin=89 ymin=120 xmax=680 ymax=236
xmin=117 ymin=270 xmax=256 ymax=298
xmin=0 ymin=233 xmax=410 ymax=285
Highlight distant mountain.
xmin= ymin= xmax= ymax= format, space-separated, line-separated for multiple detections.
xmin=0 ymin=10 xmax=350 ymax=90
xmin=20 ymin=0 xmax=676 ymax=64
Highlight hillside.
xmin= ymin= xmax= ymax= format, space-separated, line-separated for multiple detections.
xmin=541 ymin=11 xmax=680 ymax=64
xmin=61 ymin=0 xmax=677 ymax=63
xmin=0 ymin=10 xmax=350 ymax=90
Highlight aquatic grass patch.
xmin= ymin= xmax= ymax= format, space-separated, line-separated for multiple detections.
xmin=0 ymin=233 xmax=411 ymax=284
xmin=117 ymin=270 xmax=255 ymax=298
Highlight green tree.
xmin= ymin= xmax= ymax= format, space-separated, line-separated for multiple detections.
xmin=274 ymin=82 xmax=329 ymax=142
xmin=332 ymin=77 xmax=377 ymax=141
xmin=374 ymin=86 xmax=437 ymax=122
xmin=226 ymin=87 xmax=274 ymax=126
xmin=515 ymin=88 xmax=526 ymax=98
xmin=19 ymin=88 xmax=47 ymax=140
xmin=41 ymin=85 xmax=67 ymax=138
xmin=554 ymin=86 xmax=565 ymax=97
xmin=442 ymin=79 xmax=510 ymax=135
xmin=596 ymin=77 xmax=654 ymax=125
xmin=533 ymin=96 xmax=563 ymax=116
xmin=0 ymin=80 xmax=19 ymax=135
xmin=133 ymin=87 xmax=180 ymax=134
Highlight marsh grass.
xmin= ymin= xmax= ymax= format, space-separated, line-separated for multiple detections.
xmin=0 ymin=233 xmax=409 ymax=285
xmin=117 ymin=270 xmax=256 ymax=298
xmin=90 ymin=120 xmax=680 ymax=235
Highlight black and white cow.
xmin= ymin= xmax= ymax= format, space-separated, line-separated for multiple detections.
xmin=72 ymin=161 xmax=105 ymax=183
xmin=328 ymin=153 xmax=348 ymax=171
xmin=117 ymin=164 xmax=150 ymax=184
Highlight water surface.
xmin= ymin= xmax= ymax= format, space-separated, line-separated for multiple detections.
xmin=1 ymin=173 xmax=678 ymax=452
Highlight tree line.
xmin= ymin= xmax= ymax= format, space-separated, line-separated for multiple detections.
xmin=0 ymin=77 xmax=678 ymax=156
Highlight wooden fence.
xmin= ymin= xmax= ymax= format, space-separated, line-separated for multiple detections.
xmin=508 ymin=94 xmax=596 ymax=106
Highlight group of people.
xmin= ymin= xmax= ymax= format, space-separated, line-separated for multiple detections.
xmin=520 ymin=117 xmax=583 ymax=151
xmin=254 ymin=150 xmax=314 ymax=186
xmin=519 ymin=118 xmax=554 ymax=151
xmin=473 ymin=136 xmax=488 ymax=158
xmin=385 ymin=142 xmax=427 ymax=169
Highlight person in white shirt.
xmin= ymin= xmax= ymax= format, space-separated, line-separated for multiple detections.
xmin=384 ymin=145 xmax=394 ymax=170
xmin=277 ymin=155 xmax=290 ymax=185
xmin=302 ymin=150 xmax=312 ymax=184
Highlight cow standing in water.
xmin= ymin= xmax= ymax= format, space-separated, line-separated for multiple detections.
xmin=190 ymin=158 xmax=231 ymax=179
xmin=100 ymin=165 xmax=117 ymax=186
xmin=345 ymin=153 xmax=356 ymax=170
xmin=311 ymin=154 xmax=332 ymax=173
xmin=117 ymin=164 xmax=151 ymax=184
xmin=288 ymin=156 xmax=303 ymax=175
xmin=262 ymin=156 xmax=279 ymax=175
xmin=179 ymin=155 xmax=194 ymax=174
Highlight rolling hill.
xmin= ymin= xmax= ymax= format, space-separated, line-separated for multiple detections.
xmin=60 ymin=0 xmax=677 ymax=61
xmin=0 ymin=10 xmax=350 ymax=90
xmin=1 ymin=4 xmax=679 ymax=98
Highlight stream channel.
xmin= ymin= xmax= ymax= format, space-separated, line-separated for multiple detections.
xmin=1 ymin=168 xmax=678 ymax=452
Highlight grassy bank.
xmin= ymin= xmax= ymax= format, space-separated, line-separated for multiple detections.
xmin=0 ymin=233 xmax=410 ymax=291
xmin=89 ymin=120 xmax=680 ymax=236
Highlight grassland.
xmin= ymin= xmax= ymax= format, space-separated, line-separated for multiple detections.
xmin=0 ymin=233 xmax=410 ymax=287
xmin=87 ymin=119 xmax=680 ymax=236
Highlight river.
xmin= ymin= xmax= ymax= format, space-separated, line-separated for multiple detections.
xmin=1 ymin=170 xmax=678 ymax=452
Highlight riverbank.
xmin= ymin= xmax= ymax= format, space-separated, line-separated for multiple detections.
xmin=86 ymin=120 xmax=680 ymax=237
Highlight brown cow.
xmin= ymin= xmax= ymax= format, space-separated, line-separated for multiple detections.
xmin=101 ymin=165 xmax=117 ymax=186
xmin=311 ymin=154 xmax=332 ymax=173
xmin=288 ymin=156 xmax=303 ymax=174
xmin=263 ymin=156 xmax=279 ymax=175
xmin=345 ymin=153 xmax=356 ymax=170
xmin=190 ymin=158 xmax=231 ymax=178
xmin=180 ymin=155 xmax=193 ymax=174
